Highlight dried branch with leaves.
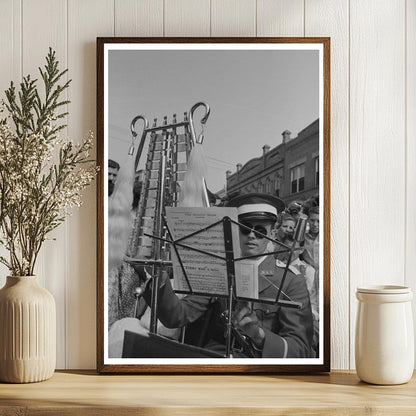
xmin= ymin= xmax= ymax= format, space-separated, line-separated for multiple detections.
xmin=0 ymin=48 xmax=96 ymax=276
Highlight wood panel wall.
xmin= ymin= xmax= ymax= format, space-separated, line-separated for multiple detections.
xmin=0 ymin=0 xmax=413 ymax=370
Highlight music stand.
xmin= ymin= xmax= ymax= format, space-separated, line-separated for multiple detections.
xmin=143 ymin=211 xmax=304 ymax=358
xmin=123 ymin=330 xmax=223 ymax=358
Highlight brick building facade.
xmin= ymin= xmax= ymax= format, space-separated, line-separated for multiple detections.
xmin=224 ymin=119 xmax=319 ymax=205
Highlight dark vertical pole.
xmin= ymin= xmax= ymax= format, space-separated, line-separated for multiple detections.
xmin=223 ymin=216 xmax=235 ymax=357
xmin=150 ymin=146 xmax=167 ymax=334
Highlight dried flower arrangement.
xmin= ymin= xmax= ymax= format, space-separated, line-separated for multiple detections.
xmin=0 ymin=48 xmax=96 ymax=276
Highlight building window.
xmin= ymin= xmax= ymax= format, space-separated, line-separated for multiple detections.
xmin=274 ymin=172 xmax=281 ymax=196
xmin=315 ymin=157 xmax=319 ymax=187
xmin=266 ymin=178 xmax=271 ymax=194
xmin=290 ymin=163 xmax=305 ymax=194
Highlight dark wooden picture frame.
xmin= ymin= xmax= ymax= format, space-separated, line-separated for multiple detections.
xmin=97 ymin=37 xmax=330 ymax=373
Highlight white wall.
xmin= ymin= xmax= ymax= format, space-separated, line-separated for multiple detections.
xmin=0 ymin=0 xmax=414 ymax=370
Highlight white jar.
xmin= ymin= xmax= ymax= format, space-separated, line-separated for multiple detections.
xmin=355 ymin=285 xmax=414 ymax=385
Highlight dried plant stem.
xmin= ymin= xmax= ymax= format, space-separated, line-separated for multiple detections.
xmin=0 ymin=48 xmax=96 ymax=276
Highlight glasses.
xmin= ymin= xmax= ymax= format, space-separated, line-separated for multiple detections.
xmin=239 ymin=222 xmax=268 ymax=239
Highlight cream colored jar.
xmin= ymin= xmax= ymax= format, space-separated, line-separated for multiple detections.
xmin=355 ymin=285 xmax=414 ymax=385
xmin=0 ymin=276 xmax=56 ymax=383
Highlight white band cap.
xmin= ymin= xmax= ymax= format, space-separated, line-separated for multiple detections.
xmin=237 ymin=203 xmax=277 ymax=217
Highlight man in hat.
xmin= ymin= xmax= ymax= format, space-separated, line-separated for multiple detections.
xmin=136 ymin=193 xmax=314 ymax=358
xmin=287 ymin=200 xmax=303 ymax=222
xmin=108 ymin=159 xmax=120 ymax=196
xmin=226 ymin=193 xmax=314 ymax=357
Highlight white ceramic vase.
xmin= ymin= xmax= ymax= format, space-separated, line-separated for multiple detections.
xmin=355 ymin=285 xmax=414 ymax=385
xmin=0 ymin=276 xmax=56 ymax=383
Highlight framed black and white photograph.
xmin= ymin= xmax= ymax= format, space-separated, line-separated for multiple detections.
xmin=97 ymin=37 xmax=330 ymax=373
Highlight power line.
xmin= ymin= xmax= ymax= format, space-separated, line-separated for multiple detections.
xmin=206 ymin=156 xmax=234 ymax=166
xmin=207 ymin=165 xmax=230 ymax=172
xmin=109 ymin=136 xmax=131 ymax=143
xmin=109 ymin=123 xmax=129 ymax=133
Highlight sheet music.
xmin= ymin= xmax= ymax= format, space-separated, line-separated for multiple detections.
xmin=234 ymin=257 xmax=264 ymax=299
xmin=165 ymin=207 xmax=240 ymax=296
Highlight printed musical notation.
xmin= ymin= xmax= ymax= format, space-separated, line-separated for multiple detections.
xmin=165 ymin=207 xmax=240 ymax=296
xmin=234 ymin=257 xmax=263 ymax=299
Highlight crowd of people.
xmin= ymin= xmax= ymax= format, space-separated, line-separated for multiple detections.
xmin=107 ymin=159 xmax=321 ymax=359
xmin=271 ymin=198 xmax=320 ymax=352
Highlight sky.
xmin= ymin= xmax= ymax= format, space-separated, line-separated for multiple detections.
xmin=108 ymin=47 xmax=319 ymax=193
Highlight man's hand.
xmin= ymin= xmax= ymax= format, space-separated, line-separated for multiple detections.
xmin=131 ymin=265 xmax=171 ymax=286
xmin=131 ymin=264 xmax=152 ymax=284
xmin=233 ymin=302 xmax=265 ymax=349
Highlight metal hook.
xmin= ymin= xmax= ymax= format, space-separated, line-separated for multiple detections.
xmin=130 ymin=115 xmax=149 ymax=138
xmin=130 ymin=115 xmax=149 ymax=169
xmin=189 ymin=102 xmax=210 ymax=145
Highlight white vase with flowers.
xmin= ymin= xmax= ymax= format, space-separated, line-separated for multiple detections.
xmin=0 ymin=49 xmax=96 ymax=383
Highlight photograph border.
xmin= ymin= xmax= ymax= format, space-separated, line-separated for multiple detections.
xmin=96 ymin=37 xmax=330 ymax=374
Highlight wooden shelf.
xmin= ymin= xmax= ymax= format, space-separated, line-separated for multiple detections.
xmin=0 ymin=370 xmax=415 ymax=415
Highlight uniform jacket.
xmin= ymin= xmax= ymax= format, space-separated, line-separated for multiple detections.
xmin=144 ymin=255 xmax=314 ymax=358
